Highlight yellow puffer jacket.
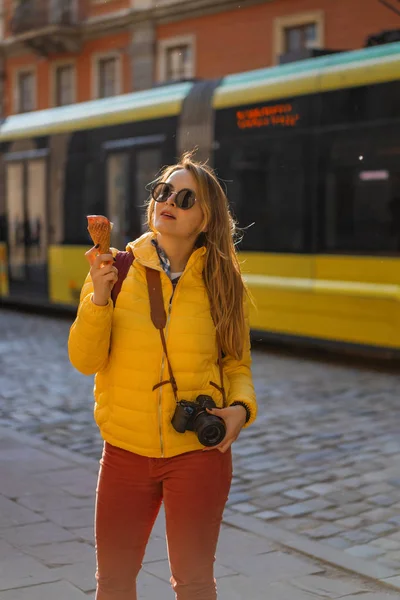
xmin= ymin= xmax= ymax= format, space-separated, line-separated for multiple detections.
xmin=68 ymin=232 xmax=257 ymax=458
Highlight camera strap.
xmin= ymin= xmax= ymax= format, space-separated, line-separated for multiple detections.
xmin=145 ymin=267 xmax=227 ymax=406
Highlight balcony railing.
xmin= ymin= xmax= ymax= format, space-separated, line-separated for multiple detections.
xmin=10 ymin=0 xmax=83 ymax=36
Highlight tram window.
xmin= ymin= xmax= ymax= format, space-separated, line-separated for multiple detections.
xmin=229 ymin=138 xmax=306 ymax=252
xmin=107 ymin=153 xmax=130 ymax=249
xmin=65 ymin=157 xmax=101 ymax=244
xmin=135 ymin=147 xmax=162 ymax=233
xmin=322 ymin=128 xmax=400 ymax=254
xmin=320 ymin=82 xmax=400 ymax=126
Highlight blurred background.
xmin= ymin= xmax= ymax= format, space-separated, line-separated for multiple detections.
xmin=1 ymin=0 xmax=400 ymax=595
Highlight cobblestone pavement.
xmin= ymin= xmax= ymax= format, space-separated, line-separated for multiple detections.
xmin=1 ymin=308 xmax=400 ymax=578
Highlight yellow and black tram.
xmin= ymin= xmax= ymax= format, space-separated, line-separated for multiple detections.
xmin=1 ymin=41 xmax=400 ymax=355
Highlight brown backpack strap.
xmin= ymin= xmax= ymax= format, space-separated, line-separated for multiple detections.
xmin=146 ymin=268 xmax=178 ymax=402
xmin=111 ymin=251 xmax=134 ymax=306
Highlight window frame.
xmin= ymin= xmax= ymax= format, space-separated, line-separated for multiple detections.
xmin=273 ymin=11 xmax=325 ymax=64
xmin=92 ymin=52 xmax=122 ymax=100
xmin=51 ymin=61 xmax=76 ymax=107
xmin=0 ymin=0 xmax=4 ymax=40
xmin=14 ymin=67 xmax=36 ymax=114
xmin=157 ymin=34 xmax=196 ymax=83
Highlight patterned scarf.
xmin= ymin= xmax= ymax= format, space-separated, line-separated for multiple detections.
xmin=151 ymin=239 xmax=171 ymax=278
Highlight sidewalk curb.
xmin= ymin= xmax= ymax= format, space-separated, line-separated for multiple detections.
xmin=222 ymin=513 xmax=400 ymax=592
xmin=2 ymin=426 xmax=400 ymax=592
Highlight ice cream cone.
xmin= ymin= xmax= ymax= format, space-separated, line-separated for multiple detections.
xmin=87 ymin=215 xmax=113 ymax=254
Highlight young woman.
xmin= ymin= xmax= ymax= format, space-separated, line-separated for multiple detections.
xmin=68 ymin=153 xmax=257 ymax=600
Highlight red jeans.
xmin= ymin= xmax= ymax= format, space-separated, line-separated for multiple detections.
xmin=95 ymin=442 xmax=232 ymax=600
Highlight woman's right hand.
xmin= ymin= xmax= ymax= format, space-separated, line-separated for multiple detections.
xmin=85 ymin=246 xmax=118 ymax=306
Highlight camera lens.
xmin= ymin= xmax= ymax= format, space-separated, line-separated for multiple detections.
xmin=195 ymin=414 xmax=226 ymax=447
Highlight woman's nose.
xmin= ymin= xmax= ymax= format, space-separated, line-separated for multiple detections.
xmin=165 ymin=192 xmax=176 ymax=206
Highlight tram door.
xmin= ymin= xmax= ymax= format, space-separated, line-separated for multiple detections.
xmin=106 ymin=143 xmax=162 ymax=250
xmin=6 ymin=157 xmax=48 ymax=297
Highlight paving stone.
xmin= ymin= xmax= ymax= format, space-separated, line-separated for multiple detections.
xmin=337 ymin=502 xmax=371 ymax=517
xmin=385 ymin=550 xmax=400 ymax=561
xmin=0 ymin=540 xmax=24 ymax=561
xmin=362 ymin=508 xmax=396 ymax=523
xmin=368 ymin=495 xmax=397 ymax=507
xmin=345 ymin=544 xmax=387 ymax=558
xmin=283 ymin=488 xmax=314 ymax=501
xmin=312 ymin=509 xmax=344 ymax=521
xmin=255 ymin=482 xmax=289 ymax=496
xmin=336 ymin=516 xmax=365 ymax=528
xmin=226 ymin=491 xmax=251 ymax=505
xmin=230 ymin=502 xmax=259 ymax=514
xmin=342 ymin=529 xmax=376 ymax=544
xmin=279 ymin=503 xmax=314 ymax=517
xmin=43 ymin=506 xmax=94 ymax=529
xmin=304 ymin=483 xmax=336 ymax=495
xmin=0 ymin=555 xmax=59 ymax=591
xmin=217 ymin=526 xmax=276 ymax=557
xmin=290 ymin=574 xmax=367 ymax=597
xmin=23 ymin=541 xmax=94 ymax=567
xmin=254 ymin=510 xmax=281 ymax=520
xmin=362 ymin=483 xmax=395 ymax=496
xmin=0 ymin=495 xmax=45 ymax=529
xmin=303 ymin=524 xmax=344 ymax=539
xmin=217 ymin=550 xmax=325 ymax=579
xmin=37 ymin=468 xmax=98 ymax=498
xmin=342 ymin=476 xmax=364 ymax=489
xmin=366 ymin=522 xmax=397 ymax=535
xmin=0 ymin=520 xmax=76 ymax=546
xmin=17 ymin=491 xmax=93 ymax=513
xmin=0 ymin=447 xmax=71 ymax=473
xmin=325 ymin=489 xmax=364 ymax=504
xmin=324 ymin=536 xmax=353 ymax=550
xmin=0 ymin=581 xmax=88 ymax=599
xmin=69 ymin=526 xmax=95 ymax=545
xmin=252 ymin=495 xmax=294 ymax=510
xmin=372 ymin=538 xmax=400 ymax=551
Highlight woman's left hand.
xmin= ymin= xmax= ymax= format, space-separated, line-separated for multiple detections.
xmin=204 ymin=405 xmax=247 ymax=453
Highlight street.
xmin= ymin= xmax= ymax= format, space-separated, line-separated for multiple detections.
xmin=1 ymin=308 xmax=400 ymax=598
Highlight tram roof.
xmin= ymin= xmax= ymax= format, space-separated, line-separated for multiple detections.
xmin=0 ymin=81 xmax=193 ymax=141
xmin=0 ymin=42 xmax=399 ymax=141
xmin=213 ymin=41 xmax=400 ymax=108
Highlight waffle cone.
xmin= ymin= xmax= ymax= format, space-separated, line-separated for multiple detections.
xmin=87 ymin=215 xmax=112 ymax=254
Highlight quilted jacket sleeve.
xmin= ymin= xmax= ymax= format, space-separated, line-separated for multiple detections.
xmin=68 ymin=272 xmax=113 ymax=376
xmin=223 ymin=298 xmax=257 ymax=427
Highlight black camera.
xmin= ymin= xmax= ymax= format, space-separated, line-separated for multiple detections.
xmin=171 ymin=395 xmax=226 ymax=447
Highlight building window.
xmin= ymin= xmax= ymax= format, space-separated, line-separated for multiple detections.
xmin=158 ymin=35 xmax=195 ymax=83
xmin=166 ymin=45 xmax=192 ymax=81
xmin=55 ymin=64 xmax=74 ymax=106
xmin=17 ymin=71 xmax=35 ymax=113
xmin=284 ymin=23 xmax=317 ymax=53
xmin=274 ymin=11 xmax=324 ymax=63
xmin=0 ymin=0 xmax=4 ymax=40
xmin=98 ymin=57 xmax=118 ymax=98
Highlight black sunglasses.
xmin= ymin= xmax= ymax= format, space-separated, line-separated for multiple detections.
xmin=151 ymin=182 xmax=197 ymax=210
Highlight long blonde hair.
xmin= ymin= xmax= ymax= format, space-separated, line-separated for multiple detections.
xmin=147 ymin=152 xmax=247 ymax=360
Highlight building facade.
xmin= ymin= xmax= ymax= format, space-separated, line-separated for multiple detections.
xmin=0 ymin=0 xmax=398 ymax=117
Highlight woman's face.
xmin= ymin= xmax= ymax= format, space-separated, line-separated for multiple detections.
xmin=153 ymin=169 xmax=205 ymax=241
